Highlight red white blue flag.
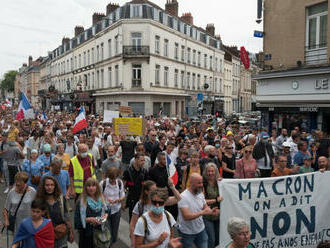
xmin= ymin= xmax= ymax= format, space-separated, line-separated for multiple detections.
xmin=72 ymin=107 xmax=88 ymax=134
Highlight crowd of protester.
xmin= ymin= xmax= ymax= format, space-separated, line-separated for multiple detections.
xmin=0 ymin=108 xmax=329 ymax=248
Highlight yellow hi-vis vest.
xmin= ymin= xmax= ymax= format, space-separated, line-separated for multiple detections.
xmin=71 ymin=153 xmax=96 ymax=194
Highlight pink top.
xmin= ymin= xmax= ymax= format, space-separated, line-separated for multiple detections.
xmin=235 ymin=158 xmax=257 ymax=178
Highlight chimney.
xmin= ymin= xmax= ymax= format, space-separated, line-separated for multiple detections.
xmin=181 ymin=13 xmax=193 ymax=25
xmin=106 ymin=3 xmax=120 ymax=15
xmin=23 ymin=63 xmax=27 ymax=67
xmin=74 ymin=26 xmax=84 ymax=37
xmin=93 ymin=12 xmax=106 ymax=25
xmin=215 ymin=34 xmax=221 ymax=40
xmin=62 ymin=37 xmax=70 ymax=47
xmin=28 ymin=56 xmax=33 ymax=66
xmin=165 ymin=0 xmax=178 ymax=17
xmin=206 ymin=24 xmax=215 ymax=36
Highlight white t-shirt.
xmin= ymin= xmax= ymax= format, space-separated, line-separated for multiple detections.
xmin=132 ymin=202 xmax=152 ymax=216
xmin=178 ymin=189 xmax=206 ymax=235
xmin=134 ymin=211 xmax=176 ymax=248
xmin=100 ymin=178 xmax=125 ymax=214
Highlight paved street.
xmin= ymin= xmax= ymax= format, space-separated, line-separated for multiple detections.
xmin=0 ymin=181 xmax=130 ymax=248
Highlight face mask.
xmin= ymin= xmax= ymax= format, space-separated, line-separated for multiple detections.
xmin=150 ymin=205 xmax=164 ymax=215
xmin=215 ymin=144 xmax=220 ymax=148
xmin=262 ymin=140 xmax=268 ymax=144
xmin=108 ymin=155 xmax=116 ymax=160
xmin=80 ymin=152 xmax=88 ymax=158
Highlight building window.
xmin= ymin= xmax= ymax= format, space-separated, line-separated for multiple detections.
xmin=96 ymin=70 xmax=100 ymax=88
xmin=115 ymin=36 xmax=119 ymax=55
xmin=78 ymin=54 xmax=81 ymax=68
xmin=96 ymin=45 xmax=100 ymax=62
xmin=155 ymin=36 xmax=160 ymax=54
xmin=193 ymin=50 xmax=196 ymax=65
xmin=214 ymin=78 xmax=217 ymax=92
xmin=132 ymin=32 xmax=142 ymax=50
xmin=101 ymin=69 xmax=104 ymax=88
xmin=164 ymin=39 xmax=169 ymax=57
xmin=101 ymin=43 xmax=104 ymax=61
xmin=181 ymin=46 xmax=185 ymax=62
xmin=174 ymin=43 xmax=179 ymax=59
xmin=164 ymin=67 xmax=169 ymax=86
xmin=198 ymin=52 xmax=201 ymax=66
xmin=91 ymin=72 xmax=95 ymax=89
xmin=187 ymin=48 xmax=191 ymax=63
xmin=91 ymin=48 xmax=94 ymax=64
xmin=204 ymin=76 xmax=207 ymax=89
xmin=108 ymin=67 xmax=112 ymax=87
xmin=204 ymin=54 xmax=207 ymax=68
xmin=133 ymin=5 xmax=141 ymax=17
xmin=87 ymin=50 xmax=90 ymax=65
xmin=83 ymin=52 xmax=86 ymax=67
xmin=155 ymin=65 xmax=160 ymax=85
xmin=210 ymin=56 xmax=213 ymax=70
xmin=108 ymin=39 xmax=112 ymax=58
xmin=192 ymin=73 xmax=196 ymax=89
xmin=197 ymin=74 xmax=201 ymax=89
xmin=174 ymin=69 xmax=178 ymax=87
xmin=181 ymin=71 xmax=185 ymax=88
xmin=132 ymin=64 xmax=142 ymax=87
xmin=115 ymin=65 xmax=119 ymax=87
xmin=307 ymin=2 xmax=328 ymax=49
xmin=186 ymin=72 xmax=190 ymax=89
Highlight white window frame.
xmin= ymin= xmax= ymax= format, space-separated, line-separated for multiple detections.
xmin=306 ymin=4 xmax=328 ymax=50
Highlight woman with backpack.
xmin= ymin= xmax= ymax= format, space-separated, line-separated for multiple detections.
xmin=74 ymin=177 xmax=110 ymax=248
xmin=134 ymin=188 xmax=181 ymax=248
xmin=130 ymin=180 xmax=181 ymax=248
xmin=99 ymin=167 xmax=125 ymax=248
xmin=36 ymin=175 xmax=74 ymax=248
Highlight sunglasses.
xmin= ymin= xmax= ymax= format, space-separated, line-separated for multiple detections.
xmin=245 ymin=151 xmax=252 ymax=154
xmin=151 ymin=200 xmax=165 ymax=206
xmin=225 ymin=147 xmax=233 ymax=149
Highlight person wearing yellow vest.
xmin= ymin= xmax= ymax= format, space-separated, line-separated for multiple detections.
xmin=68 ymin=144 xmax=96 ymax=200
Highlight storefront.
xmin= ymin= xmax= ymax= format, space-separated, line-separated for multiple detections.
xmin=254 ymin=67 xmax=330 ymax=133
xmin=73 ymin=91 xmax=96 ymax=114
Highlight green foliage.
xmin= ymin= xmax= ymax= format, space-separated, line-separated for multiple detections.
xmin=1 ymin=70 xmax=17 ymax=92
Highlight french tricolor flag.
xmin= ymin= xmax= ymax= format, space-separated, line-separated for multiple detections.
xmin=72 ymin=107 xmax=88 ymax=134
xmin=166 ymin=154 xmax=178 ymax=186
xmin=16 ymin=92 xmax=34 ymax=120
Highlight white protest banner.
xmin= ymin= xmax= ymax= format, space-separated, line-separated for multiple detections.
xmin=219 ymin=172 xmax=330 ymax=248
xmin=103 ymin=110 xmax=119 ymax=123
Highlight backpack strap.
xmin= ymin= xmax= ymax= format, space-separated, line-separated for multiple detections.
xmin=141 ymin=215 xmax=149 ymax=237
xmin=138 ymin=201 xmax=144 ymax=217
xmin=117 ymin=179 xmax=122 ymax=199
xmin=164 ymin=210 xmax=171 ymax=229
xmin=59 ymin=195 xmax=65 ymax=221
xmin=102 ymin=180 xmax=107 ymax=193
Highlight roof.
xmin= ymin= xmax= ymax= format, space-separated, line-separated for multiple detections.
xmin=128 ymin=0 xmax=163 ymax=10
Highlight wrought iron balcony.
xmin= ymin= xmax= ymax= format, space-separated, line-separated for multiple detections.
xmin=123 ymin=46 xmax=150 ymax=60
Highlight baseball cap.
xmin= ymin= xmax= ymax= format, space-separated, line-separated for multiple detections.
xmin=260 ymin=132 xmax=269 ymax=139
xmin=43 ymin=144 xmax=51 ymax=153
xmin=282 ymin=142 xmax=291 ymax=147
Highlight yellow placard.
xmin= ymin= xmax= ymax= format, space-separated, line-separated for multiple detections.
xmin=114 ymin=118 xmax=143 ymax=136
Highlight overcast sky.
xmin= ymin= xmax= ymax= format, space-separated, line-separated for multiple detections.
xmin=0 ymin=0 xmax=263 ymax=78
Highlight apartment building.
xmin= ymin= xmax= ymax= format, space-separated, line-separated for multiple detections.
xmin=47 ymin=0 xmax=225 ymax=117
xmin=254 ymin=0 xmax=330 ymax=133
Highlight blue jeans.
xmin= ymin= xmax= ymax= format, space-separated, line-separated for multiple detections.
xmin=203 ymin=218 xmax=219 ymax=248
xmin=178 ymin=229 xmax=208 ymax=248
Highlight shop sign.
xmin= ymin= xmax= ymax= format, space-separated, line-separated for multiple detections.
xmin=299 ymin=107 xmax=318 ymax=112
xmin=315 ymin=79 xmax=328 ymax=90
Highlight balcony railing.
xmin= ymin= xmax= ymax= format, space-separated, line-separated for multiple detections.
xmin=305 ymin=43 xmax=327 ymax=65
xmin=132 ymin=79 xmax=142 ymax=88
xmin=123 ymin=46 xmax=150 ymax=59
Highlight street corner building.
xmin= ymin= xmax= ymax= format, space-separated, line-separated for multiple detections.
xmin=254 ymin=0 xmax=330 ymax=133
xmin=14 ymin=0 xmax=258 ymax=117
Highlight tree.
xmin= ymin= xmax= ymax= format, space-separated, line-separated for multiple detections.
xmin=0 ymin=70 xmax=18 ymax=92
